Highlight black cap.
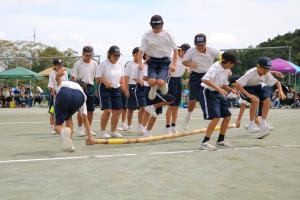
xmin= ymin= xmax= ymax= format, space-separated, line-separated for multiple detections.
xmin=150 ymin=15 xmax=164 ymax=27
xmin=82 ymin=45 xmax=93 ymax=53
xmin=132 ymin=47 xmax=139 ymax=54
xmin=53 ymin=58 xmax=63 ymax=66
xmin=108 ymin=45 xmax=121 ymax=55
xmin=194 ymin=33 xmax=206 ymax=45
xmin=178 ymin=43 xmax=191 ymax=51
xmin=221 ymin=52 xmax=240 ymax=64
xmin=257 ymin=57 xmax=272 ymax=69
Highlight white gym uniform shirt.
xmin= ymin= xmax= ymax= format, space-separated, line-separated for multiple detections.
xmin=236 ymin=67 xmax=277 ymax=87
xmin=71 ymin=59 xmax=98 ymax=85
xmin=96 ymin=60 xmax=124 ymax=88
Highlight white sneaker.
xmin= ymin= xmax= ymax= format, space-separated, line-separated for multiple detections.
xmin=247 ymin=123 xmax=260 ymax=134
xmin=145 ymin=105 xmax=158 ymax=118
xmin=148 ymin=85 xmax=158 ymax=100
xmin=182 ymin=116 xmax=191 ymax=130
xmin=77 ymin=126 xmax=85 ymax=137
xmin=138 ymin=125 xmax=145 ymax=133
xmin=256 ymin=124 xmax=271 ymax=139
xmin=111 ymin=132 xmax=124 ymax=138
xmin=117 ymin=124 xmax=128 ymax=131
xmin=216 ymin=141 xmax=233 ymax=149
xmin=50 ymin=125 xmax=56 ymax=135
xmin=159 ymin=83 xmax=168 ymax=95
xmin=126 ymin=126 xmax=133 ymax=132
xmin=165 ymin=127 xmax=172 ymax=135
xmin=60 ymin=127 xmax=73 ymax=152
xmin=143 ymin=130 xmax=152 ymax=137
xmin=244 ymin=124 xmax=248 ymax=130
xmin=171 ymin=126 xmax=178 ymax=134
xmin=199 ymin=141 xmax=217 ymax=151
xmin=99 ymin=131 xmax=111 ymax=139
xmin=265 ymin=123 xmax=274 ymax=131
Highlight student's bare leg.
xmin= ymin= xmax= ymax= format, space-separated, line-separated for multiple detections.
xmin=127 ymin=109 xmax=134 ymax=126
xmin=65 ymin=117 xmax=73 ymax=136
xmin=219 ymin=116 xmax=231 ymax=136
xmin=171 ymin=106 xmax=179 ymax=124
xmin=111 ymin=109 xmax=122 ymax=132
xmin=138 ymin=107 xmax=145 ymax=125
xmin=249 ymin=100 xmax=259 ymax=121
xmin=146 ymin=116 xmax=157 ymax=131
xmin=166 ymin=105 xmax=173 ymax=126
xmin=77 ymin=112 xmax=83 ymax=127
xmin=142 ymin=112 xmax=150 ymax=127
xmin=87 ymin=111 xmax=93 ymax=125
xmin=148 ymin=79 xmax=157 ymax=87
xmin=236 ymin=103 xmax=246 ymax=128
xmin=81 ymin=114 xmax=95 ymax=141
xmin=121 ymin=109 xmax=127 ymax=123
xmin=187 ymin=100 xmax=196 ymax=113
xmin=50 ymin=113 xmax=54 ymax=127
xmin=156 ymin=79 xmax=166 ymax=88
xmin=205 ymin=118 xmax=220 ymax=138
xmin=101 ymin=109 xmax=111 ymax=131
xmin=261 ymin=98 xmax=271 ymax=120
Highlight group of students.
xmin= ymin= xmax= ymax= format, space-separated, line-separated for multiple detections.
xmin=48 ymin=15 xmax=286 ymax=152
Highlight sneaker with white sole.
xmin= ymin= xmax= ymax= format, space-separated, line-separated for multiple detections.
xmin=216 ymin=141 xmax=233 ymax=149
xmin=199 ymin=141 xmax=217 ymax=151
xmin=99 ymin=131 xmax=111 ymax=139
xmin=256 ymin=124 xmax=271 ymax=139
xmin=247 ymin=123 xmax=260 ymax=134
xmin=159 ymin=83 xmax=168 ymax=95
xmin=170 ymin=126 xmax=177 ymax=134
xmin=117 ymin=124 xmax=128 ymax=131
xmin=165 ymin=127 xmax=172 ymax=135
xmin=111 ymin=132 xmax=124 ymax=138
xmin=145 ymin=105 xmax=158 ymax=118
xmin=138 ymin=125 xmax=145 ymax=133
xmin=143 ymin=130 xmax=152 ymax=137
xmin=265 ymin=123 xmax=274 ymax=131
xmin=77 ymin=126 xmax=85 ymax=137
xmin=126 ymin=126 xmax=133 ymax=132
xmin=148 ymin=85 xmax=158 ymax=100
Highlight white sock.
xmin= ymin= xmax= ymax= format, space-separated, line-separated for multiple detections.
xmin=260 ymin=119 xmax=266 ymax=126
xmin=249 ymin=121 xmax=255 ymax=126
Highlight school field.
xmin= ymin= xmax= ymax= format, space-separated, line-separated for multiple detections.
xmin=0 ymin=108 xmax=299 ymax=200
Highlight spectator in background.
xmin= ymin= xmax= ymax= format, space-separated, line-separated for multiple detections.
xmin=2 ymin=86 xmax=12 ymax=108
xmin=272 ymin=89 xmax=281 ymax=109
xmin=0 ymin=87 xmax=4 ymax=107
xmin=285 ymin=86 xmax=297 ymax=108
xmin=14 ymin=84 xmax=21 ymax=106
xmin=25 ymin=86 xmax=33 ymax=107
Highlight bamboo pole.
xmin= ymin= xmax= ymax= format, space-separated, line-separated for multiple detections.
xmin=86 ymin=124 xmax=237 ymax=145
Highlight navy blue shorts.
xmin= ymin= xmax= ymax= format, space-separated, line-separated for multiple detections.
xmin=199 ymin=88 xmax=231 ymax=120
xmin=85 ymin=85 xmax=95 ymax=112
xmin=136 ymin=84 xmax=147 ymax=108
xmin=147 ymin=57 xmax=171 ymax=81
xmin=168 ymin=77 xmax=182 ymax=106
xmin=127 ymin=84 xmax=138 ymax=110
xmin=55 ymin=87 xmax=85 ymax=125
xmin=188 ymin=72 xmax=205 ymax=101
xmin=242 ymin=85 xmax=272 ymax=116
xmin=98 ymin=84 xmax=123 ymax=110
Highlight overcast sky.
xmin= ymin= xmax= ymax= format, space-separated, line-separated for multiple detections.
xmin=0 ymin=0 xmax=299 ymax=60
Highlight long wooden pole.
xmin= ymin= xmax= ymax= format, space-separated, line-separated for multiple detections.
xmin=86 ymin=124 xmax=237 ymax=145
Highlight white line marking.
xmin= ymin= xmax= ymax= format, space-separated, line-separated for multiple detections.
xmin=0 ymin=145 xmax=299 ymax=164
